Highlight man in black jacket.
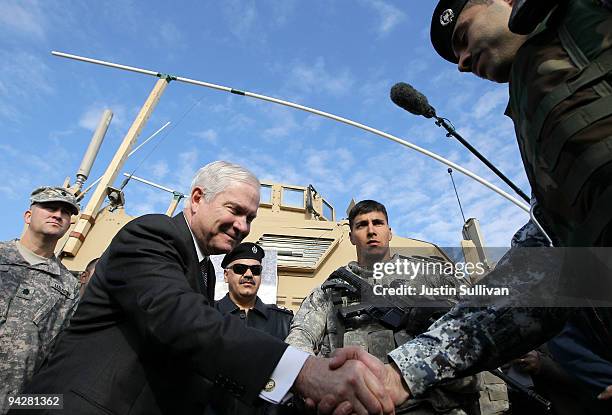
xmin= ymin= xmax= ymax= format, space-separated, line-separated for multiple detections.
xmin=18 ymin=161 xmax=393 ymax=415
xmin=207 ymin=242 xmax=293 ymax=415
xmin=216 ymin=242 xmax=293 ymax=341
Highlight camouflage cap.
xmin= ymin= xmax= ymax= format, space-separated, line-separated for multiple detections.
xmin=30 ymin=186 xmax=79 ymax=215
xmin=430 ymin=0 xmax=470 ymax=64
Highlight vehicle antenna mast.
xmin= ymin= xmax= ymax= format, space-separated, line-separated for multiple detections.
xmin=51 ymin=51 xmax=530 ymax=257
xmin=448 ymin=168 xmax=466 ymax=224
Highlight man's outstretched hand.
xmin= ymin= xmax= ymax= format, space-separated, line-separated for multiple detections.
xmin=293 ymin=354 xmax=395 ymax=415
xmin=599 ymin=385 xmax=612 ymax=400
xmin=329 ymin=347 xmax=411 ymax=407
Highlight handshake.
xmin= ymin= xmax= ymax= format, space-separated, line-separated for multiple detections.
xmin=292 ymin=347 xmax=411 ymax=415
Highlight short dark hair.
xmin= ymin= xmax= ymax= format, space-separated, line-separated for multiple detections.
xmin=464 ymin=0 xmax=493 ymax=11
xmin=348 ymin=200 xmax=389 ymax=229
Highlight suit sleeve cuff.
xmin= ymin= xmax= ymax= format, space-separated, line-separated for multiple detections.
xmin=259 ymin=346 xmax=309 ymax=403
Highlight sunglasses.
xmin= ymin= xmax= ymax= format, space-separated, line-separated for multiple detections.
xmin=229 ymin=264 xmax=263 ymax=276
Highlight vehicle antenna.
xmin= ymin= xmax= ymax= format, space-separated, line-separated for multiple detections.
xmin=121 ymin=92 xmax=207 ymax=191
xmin=77 ymin=121 xmax=171 ymax=201
xmin=448 ymin=168 xmax=466 ymax=224
xmin=51 ymin=51 xmax=529 ymax=213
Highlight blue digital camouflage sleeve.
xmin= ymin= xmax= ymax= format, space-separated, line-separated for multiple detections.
xmin=388 ymin=221 xmax=571 ymax=396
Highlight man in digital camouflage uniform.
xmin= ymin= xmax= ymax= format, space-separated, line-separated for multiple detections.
xmin=330 ymin=1 xmax=612 ymax=412
xmin=0 ymin=187 xmax=80 ymax=413
xmin=287 ymin=200 xmax=502 ymax=414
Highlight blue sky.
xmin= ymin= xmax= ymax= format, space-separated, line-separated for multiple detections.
xmin=0 ymin=0 xmax=531 ymax=247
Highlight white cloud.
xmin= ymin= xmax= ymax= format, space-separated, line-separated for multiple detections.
xmin=227 ymin=113 xmax=257 ymax=131
xmin=0 ymin=0 xmax=46 ymax=39
xmin=0 ymin=51 xmax=53 ymax=122
xmin=473 ymin=88 xmax=508 ymax=119
xmin=303 ymin=114 xmax=323 ymax=131
xmin=262 ymin=108 xmax=298 ymax=139
xmin=79 ymin=107 xmax=108 ymax=131
xmin=359 ymin=77 xmax=392 ymax=106
xmin=0 ymin=143 xmax=73 ymax=202
xmin=360 ymin=0 xmax=406 ymax=36
xmin=265 ymin=0 xmax=297 ymax=27
xmin=288 ymin=57 xmax=354 ymax=97
xmin=78 ymin=104 xmax=127 ymax=132
xmin=172 ymin=149 xmax=200 ymax=191
xmin=159 ymin=22 xmax=182 ymax=45
xmin=222 ymin=0 xmax=258 ymax=40
xmin=192 ymin=129 xmax=218 ymax=144
xmin=150 ymin=160 xmax=169 ymax=180
xmin=125 ymin=186 xmax=175 ymax=217
xmin=403 ymin=58 xmax=431 ymax=81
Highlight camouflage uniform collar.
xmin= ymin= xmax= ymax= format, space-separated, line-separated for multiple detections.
xmin=17 ymin=240 xmax=50 ymax=265
xmin=1 ymin=239 xmax=62 ymax=276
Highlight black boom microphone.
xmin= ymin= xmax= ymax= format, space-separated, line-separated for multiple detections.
xmin=390 ymin=82 xmax=436 ymax=118
xmin=390 ymin=82 xmax=530 ymax=203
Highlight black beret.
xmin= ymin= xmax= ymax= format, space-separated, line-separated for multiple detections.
xmin=430 ymin=0 xmax=470 ymax=64
xmin=221 ymin=242 xmax=265 ymax=268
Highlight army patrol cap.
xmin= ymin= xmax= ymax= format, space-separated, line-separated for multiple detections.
xmin=221 ymin=242 xmax=265 ymax=268
xmin=30 ymin=186 xmax=80 ymax=215
xmin=431 ymin=0 xmax=470 ymax=64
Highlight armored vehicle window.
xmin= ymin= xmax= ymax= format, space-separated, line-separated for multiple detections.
xmin=322 ymin=200 xmax=334 ymax=221
xmin=260 ymin=184 xmax=272 ymax=205
xmin=282 ymin=188 xmax=305 ymax=209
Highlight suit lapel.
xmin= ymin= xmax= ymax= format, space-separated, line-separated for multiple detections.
xmin=172 ymin=212 xmax=201 ymax=294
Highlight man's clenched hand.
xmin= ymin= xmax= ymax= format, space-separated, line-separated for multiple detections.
xmin=329 ymin=346 xmax=411 ymax=407
xmin=293 ymin=354 xmax=395 ymax=414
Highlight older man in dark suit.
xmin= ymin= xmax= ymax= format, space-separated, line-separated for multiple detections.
xmin=19 ymin=161 xmax=393 ymax=415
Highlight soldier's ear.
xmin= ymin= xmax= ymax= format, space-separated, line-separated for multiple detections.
xmin=389 ymin=227 xmax=393 ymax=242
xmin=24 ymin=209 xmax=32 ymax=225
xmin=79 ymin=272 xmax=88 ymax=284
xmin=349 ymin=231 xmax=356 ymax=246
xmin=223 ymin=269 xmax=229 ymax=283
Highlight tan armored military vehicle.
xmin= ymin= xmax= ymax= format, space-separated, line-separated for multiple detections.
xmin=58 ymin=171 xmax=488 ymax=311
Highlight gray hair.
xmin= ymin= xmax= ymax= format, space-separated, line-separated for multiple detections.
xmin=189 ymin=161 xmax=260 ymax=203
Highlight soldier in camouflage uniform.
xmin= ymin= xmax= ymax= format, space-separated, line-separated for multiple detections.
xmin=0 ymin=187 xmax=80 ymax=414
xmin=287 ymin=200 xmax=499 ymax=414
xmin=334 ymin=0 xmax=612 ymax=411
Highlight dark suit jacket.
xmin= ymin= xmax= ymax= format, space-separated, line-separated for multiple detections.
xmin=21 ymin=213 xmax=287 ymax=415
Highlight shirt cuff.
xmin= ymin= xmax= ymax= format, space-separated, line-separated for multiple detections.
xmin=259 ymin=346 xmax=309 ymax=403
xmin=388 ymin=343 xmax=434 ymax=397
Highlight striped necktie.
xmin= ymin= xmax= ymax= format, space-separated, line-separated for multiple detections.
xmin=199 ymin=258 xmax=211 ymax=299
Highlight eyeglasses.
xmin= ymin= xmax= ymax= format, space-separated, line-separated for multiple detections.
xmin=229 ymin=264 xmax=263 ymax=276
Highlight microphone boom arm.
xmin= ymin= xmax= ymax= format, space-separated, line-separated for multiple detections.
xmin=435 ymin=116 xmax=530 ymax=203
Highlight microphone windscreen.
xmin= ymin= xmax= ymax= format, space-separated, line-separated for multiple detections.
xmin=390 ymin=82 xmax=435 ymax=118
